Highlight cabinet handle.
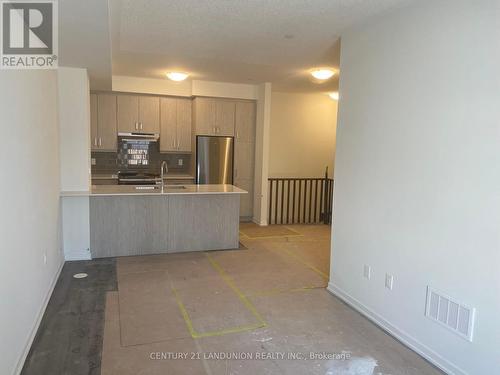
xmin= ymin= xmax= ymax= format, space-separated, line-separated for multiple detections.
xmin=134 ymin=122 xmax=138 ymax=130
xmin=98 ymin=137 xmax=102 ymax=147
xmin=236 ymin=131 xmax=239 ymax=139
xmin=177 ymin=140 xmax=180 ymax=149
xmin=172 ymin=139 xmax=175 ymax=149
xmin=140 ymin=122 xmax=143 ymax=130
xmin=94 ymin=137 xmax=97 ymax=146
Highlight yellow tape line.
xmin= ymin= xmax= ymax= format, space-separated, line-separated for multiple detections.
xmin=278 ymin=247 xmax=329 ymax=280
xmin=171 ymin=253 xmax=267 ymax=339
xmin=205 ymin=253 xmax=267 ymax=327
xmin=170 ymin=286 xmax=198 ymax=338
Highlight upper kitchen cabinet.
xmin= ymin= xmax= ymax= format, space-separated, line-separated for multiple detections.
xmin=215 ymin=100 xmax=235 ymax=136
xmin=117 ymin=95 xmax=138 ymax=133
xmin=90 ymin=93 xmax=117 ymax=152
xmin=160 ymin=97 xmax=176 ymax=151
xmin=193 ymin=97 xmax=216 ymax=135
xmin=160 ymin=97 xmax=192 ymax=152
xmin=193 ymin=97 xmax=235 ymax=136
xmin=176 ymin=98 xmax=192 ymax=152
xmin=139 ymin=96 xmax=160 ymax=133
xmin=235 ymin=101 xmax=256 ymax=143
xmin=90 ymin=94 xmax=98 ymax=151
xmin=117 ymin=95 xmax=160 ymax=133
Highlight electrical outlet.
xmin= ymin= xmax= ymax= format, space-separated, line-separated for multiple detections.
xmin=43 ymin=253 xmax=47 ymax=265
xmin=363 ymin=265 xmax=371 ymax=280
xmin=178 ymin=159 xmax=183 ymax=166
xmin=385 ymin=274 xmax=394 ymax=290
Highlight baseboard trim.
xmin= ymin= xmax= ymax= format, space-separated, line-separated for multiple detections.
xmin=327 ymin=282 xmax=467 ymax=375
xmin=64 ymin=250 xmax=91 ymax=261
xmin=251 ymin=218 xmax=268 ymax=226
xmin=14 ymin=260 xmax=65 ymax=375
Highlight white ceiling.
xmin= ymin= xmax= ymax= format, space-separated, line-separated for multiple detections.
xmin=59 ymin=0 xmax=112 ymax=90
xmin=110 ymin=0 xmax=414 ymax=92
xmin=62 ymin=0 xmax=413 ymax=92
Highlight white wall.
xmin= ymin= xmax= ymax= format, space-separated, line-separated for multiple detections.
xmin=112 ymin=75 xmax=258 ymax=99
xmin=58 ymin=67 xmax=91 ymax=192
xmin=253 ymin=83 xmax=272 ymax=225
xmin=329 ymin=1 xmax=500 ymax=374
xmin=269 ymin=92 xmax=337 ymax=178
xmin=192 ymin=80 xmax=258 ymax=100
xmin=58 ymin=67 xmax=92 ymax=261
xmin=0 ymin=71 xmax=64 ymax=375
xmin=112 ymin=75 xmax=192 ymax=97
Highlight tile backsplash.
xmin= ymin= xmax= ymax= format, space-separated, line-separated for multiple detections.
xmin=92 ymin=141 xmax=191 ymax=175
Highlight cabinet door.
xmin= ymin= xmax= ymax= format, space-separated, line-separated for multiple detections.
xmin=193 ymin=97 xmax=216 ymax=135
xmin=117 ymin=95 xmax=139 ymax=133
xmin=160 ymin=97 xmax=177 ymax=152
xmin=235 ymin=101 xmax=256 ymax=143
xmin=216 ymin=100 xmax=235 ymax=136
xmin=234 ymin=142 xmax=254 ymax=180
xmin=97 ymin=94 xmax=117 ymax=151
xmin=139 ymin=96 xmax=160 ymax=133
xmin=235 ymin=178 xmax=253 ymax=218
xmin=177 ymin=98 xmax=192 ymax=152
xmin=90 ymin=94 xmax=99 ymax=150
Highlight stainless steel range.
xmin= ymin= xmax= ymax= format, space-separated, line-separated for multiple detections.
xmin=117 ymin=171 xmax=161 ymax=185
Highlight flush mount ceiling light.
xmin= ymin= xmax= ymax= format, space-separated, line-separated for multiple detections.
xmin=166 ymin=72 xmax=189 ymax=81
xmin=310 ymin=68 xmax=336 ymax=81
xmin=329 ymin=92 xmax=339 ymax=100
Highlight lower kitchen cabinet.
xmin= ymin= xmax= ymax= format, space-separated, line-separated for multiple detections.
xmin=234 ymin=141 xmax=254 ymax=180
xmin=234 ymin=178 xmax=253 ymax=219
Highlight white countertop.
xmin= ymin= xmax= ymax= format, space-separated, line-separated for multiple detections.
xmin=61 ymin=184 xmax=247 ymax=197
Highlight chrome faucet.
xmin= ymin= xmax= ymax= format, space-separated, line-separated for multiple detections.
xmin=160 ymin=161 xmax=168 ymax=190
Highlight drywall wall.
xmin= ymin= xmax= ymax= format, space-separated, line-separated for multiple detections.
xmin=112 ymin=75 xmax=192 ymax=96
xmin=191 ymin=80 xmax=258 ymax=100
xmin=269 ymin=92 xmax=337 ymax=178
xmin=112 ymin=75 xmax=258 ymax=99
xmin=58 ymin=67 xmax=92 ymax=261
xmin=253 ymin=83 xmax=272 ymax=225
xmin=58 ymin=67 xmax=91 ymax=192
xmin=329 ymin=1 xmax=500 ymax=374
xmin=61 ymin=196 xmax=91 ymax=261
xmin=0 ymin=70 xmax=64 ymax=375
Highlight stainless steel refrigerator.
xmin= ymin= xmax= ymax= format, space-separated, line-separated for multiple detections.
xmin=196 ymin=136 xmax=234 ymax=184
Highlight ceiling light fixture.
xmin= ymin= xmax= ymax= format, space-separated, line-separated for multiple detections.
xmin=329 ymin=92 xmax=339 ymax=101
xmin=310 ymin=68 xmax=336 ymax=80
xmin=166 ymin=72 xmax=189 ymax=81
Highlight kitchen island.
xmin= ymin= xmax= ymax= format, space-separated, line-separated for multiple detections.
xmin=85 ymin=184 xmax=246 ymax=258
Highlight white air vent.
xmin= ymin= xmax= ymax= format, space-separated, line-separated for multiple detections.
xmin=425 ymin=286 xmax=475 ymax=342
